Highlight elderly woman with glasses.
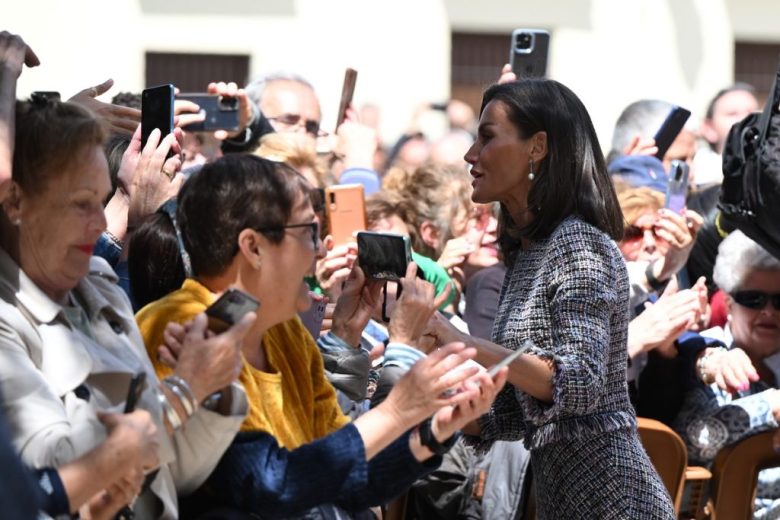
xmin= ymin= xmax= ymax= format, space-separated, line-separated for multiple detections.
xmin=135 ymin=153 xmax=505 ymax=518
xmin=673 ymin=230 xmax=780 ymax=518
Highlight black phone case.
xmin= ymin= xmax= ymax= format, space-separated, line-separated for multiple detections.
xmin=653 ymin=106 xmax=691 ymax=159
xmin=177 ymin=94 xmax=240 ymax=132
xmin=142 ymin=84 xmax=174 ymax=148
xmin=510 ymin=30 xmax=550 ymax=78
xmin=205 ymin=289 xmax=260 ymax=332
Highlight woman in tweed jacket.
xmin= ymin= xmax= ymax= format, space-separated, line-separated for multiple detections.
xmin=427 ymin=79 xmax=675 ymax=519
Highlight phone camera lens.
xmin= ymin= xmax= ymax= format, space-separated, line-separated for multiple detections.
xmin=516 ymin=33 xmax=532 ymax=50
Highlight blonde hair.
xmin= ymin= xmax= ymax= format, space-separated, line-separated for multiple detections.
xmin=617 ymin=187 xmax=664 ymax=227
xmin=254 ymin=132 xmax=327 ymax=188
xmin=382 ymin=163 xmax=472 ymax=258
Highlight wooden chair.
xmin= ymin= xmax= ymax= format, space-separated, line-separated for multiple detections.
xmin=708 ymin=430 xmax=780 ymax=520
xmin=638 ymin=417 xmax=689 ymax=512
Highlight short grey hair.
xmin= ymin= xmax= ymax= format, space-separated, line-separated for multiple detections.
xmin=607 ymin=99 xmax=698 ymax=164
xmin=712 ymin=230 xmax=780 ymax=293
xmin=244 ymin=71 xmax=315 ymax=109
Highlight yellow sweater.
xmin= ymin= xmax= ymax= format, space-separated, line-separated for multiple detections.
xmin=135 ymin=279 xmax=349 ymax=449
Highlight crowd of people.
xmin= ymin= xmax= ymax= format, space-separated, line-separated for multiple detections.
xmin=0 ymin=26 xmax=779 ymax=520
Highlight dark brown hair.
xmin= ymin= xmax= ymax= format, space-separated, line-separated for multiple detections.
xmin=13 ymin=99 xmax=106 ymax=196
xmin=480 ymin=80 xmax=623 ymax=265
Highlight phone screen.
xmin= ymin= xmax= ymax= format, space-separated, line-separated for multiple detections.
xmin=142 ymin=84 xmax=175 ymax=148
xmin=357 ymin=232 xmax=411 ymax=281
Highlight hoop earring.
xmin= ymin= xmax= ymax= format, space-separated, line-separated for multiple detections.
xmin=528 ymin=159 xmax=535 ymax=181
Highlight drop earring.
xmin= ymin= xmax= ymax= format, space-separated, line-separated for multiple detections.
xmin=528 ymin=159 xmax=535 ymax=181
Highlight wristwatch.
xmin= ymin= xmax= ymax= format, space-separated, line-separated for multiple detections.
xmin=418 ymin=418 xmax=459 ymax=455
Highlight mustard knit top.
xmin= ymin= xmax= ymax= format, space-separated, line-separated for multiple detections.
xmin=135 ymin=279 xmax=349 ymax=449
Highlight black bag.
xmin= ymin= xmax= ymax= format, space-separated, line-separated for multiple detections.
xmin=720 ymin=57 xmax=780 ymax=260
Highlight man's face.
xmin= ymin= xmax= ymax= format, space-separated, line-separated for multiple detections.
xmin=704 ymin=90 xmax=759 ymax=154
xmin=260 ymin=80 xmax=323 ymax=138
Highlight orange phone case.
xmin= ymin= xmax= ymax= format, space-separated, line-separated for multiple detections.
xmin=325 ymin=184 xmax=367 ymax=247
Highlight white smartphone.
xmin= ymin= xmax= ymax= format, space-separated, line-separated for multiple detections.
xmin=488 ymin=340 xmax=533 ymax=377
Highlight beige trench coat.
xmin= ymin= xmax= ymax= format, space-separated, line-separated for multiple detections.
xmin=0 ymin=249 xmax=247 ymax=518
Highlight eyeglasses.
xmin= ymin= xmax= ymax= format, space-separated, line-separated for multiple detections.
xmin=622 ymin=223 xmax=665 ymax=244
xmin=267 ymin=114 xmax=328 ymax=138
xmin=732 ymin=290 xmax=780 ymax=311
xmin=256 ymin=222 xmax=321 ymax=250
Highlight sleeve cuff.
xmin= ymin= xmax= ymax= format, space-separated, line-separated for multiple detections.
xmin=36 ymin=467 xmax=70 ymax=517
xmin=383 ymin=343 xmax=426 ymax=370
xmin=318 ymin=331 xmax=356 ymax=353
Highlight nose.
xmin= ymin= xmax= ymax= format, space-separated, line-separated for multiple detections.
xmin=464 ymin=141 xmax=478 ymax=166
xmin=642 ymin=230 xmax=657 ymax=254
xmin=95 ymin=207 xmax=108 ymax=235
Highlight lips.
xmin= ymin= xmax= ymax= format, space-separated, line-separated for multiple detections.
xmin=77 ymin=244 xmax=95 ymax=255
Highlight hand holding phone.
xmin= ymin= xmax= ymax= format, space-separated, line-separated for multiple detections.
xmin=357 ymin=231 xmax=412 ymax=282
xmin=327 ymin=185 xmax=367 ymax=247
xmin=205 ymin=288 xmax=260 ymax=333
xmin=176 ymin=93 xmax=239 ymax=132
xmin=123 ymin=373 xmax=147 ymax=413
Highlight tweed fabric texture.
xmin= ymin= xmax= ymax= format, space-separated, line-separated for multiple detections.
xmin=478 ymin=217 xmax=674 ymax=519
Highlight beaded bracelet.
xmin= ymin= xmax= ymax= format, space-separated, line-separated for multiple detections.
xmin=696 ymin=346 xmax=728 ymax=385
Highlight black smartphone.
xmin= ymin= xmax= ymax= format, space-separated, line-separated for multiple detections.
xmin=665 ymin=160 xmax=689 ymax=214
xmin=653 ymin=106 xmax=691 ymax=160
xmin=30 ymin=91 xmax=61 ymax=102
xmin=123 ymin=373 xmax=147 ymax=414
xmin=205 ymin=288 xmax=260 ymax=333
xmin=176 ymin=93 xmax=240 ymax=132
xmin=141 ymin=84 xmax=175 ymax=148
xmin=357 ymin=232 xmax=412 ymax=282
xmin=510 ymin=29 xmax=550 ymax=78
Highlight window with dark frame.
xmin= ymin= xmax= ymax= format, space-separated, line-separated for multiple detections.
xmin=145 ymin=52 xmax=250 ymax=91
xmin=451 ymin=32 xmax=510 ymax=113
xmin=735 ymin=41 xmax=780 ymax=106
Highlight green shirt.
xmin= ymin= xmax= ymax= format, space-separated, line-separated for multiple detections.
xmin=411 ymin=251 xmax=456 ymax=309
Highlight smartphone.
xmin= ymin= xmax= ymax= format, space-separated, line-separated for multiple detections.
xmin=665 ymin=160 xmax=689 ymax=214
xmin=30 ymin=91 xmax=61 ymax=103
xmin=298 ymin=297 xmax=328 ymax=340
xmin=205 ymin=288 xmax=260 ymax=333
xmin=142 ymin=84 xmax=175 ymax=148
xmin=653 ymin=106 xmax=691 ymax=160
xmin=487 ymin=341 xmax=533 ymax=377
xmin=357 ymin=231 xmax=412 ymax=282
xmin=176 ymin=93 xmax=240 ymax=132
xmin=123 ymin=373 xmax=147 ymax=414
xmin=510 ymin=29 xmax=550 ymax=78
xmin=326 ymin=184 xmax=367 ymax=247
xmin=335 ymin=68 xmax=358 ymax=130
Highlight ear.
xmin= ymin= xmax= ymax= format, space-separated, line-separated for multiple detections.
xmin=528 ymin=131 xmax=548 ymax=163
xmin=419 ymin=221 xmax=441 ymax=250
xmin=2 ymin=182 xmax=24 ymax=224
xmin=724 ymin=292 xmax=734 ymax=315
xmin=699 ymin=119 xmax=719 ymax=147
xmin=237 ymin=229 xmax=264 ymax=270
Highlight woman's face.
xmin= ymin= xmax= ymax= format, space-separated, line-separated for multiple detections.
xmin=727 ymin=269 xmax=780 ymax=359
xmin=618 ymin=210 xmax=669 ymax=262
xmin=254 ymin=192 xmax=325 ymax=325
xmin=13 ymin=145 xmax=110 ymax=302
xmin=464 ymin=100 xmax=534 ymax=209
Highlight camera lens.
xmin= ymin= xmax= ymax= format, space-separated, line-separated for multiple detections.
xmin=516 ymin=33 xmax=532 ymax=50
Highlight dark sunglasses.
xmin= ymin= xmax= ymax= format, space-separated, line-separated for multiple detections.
xmin=267 ymin=113 xmax=327 ymax=137
xmin=622 ymin=223 xmax=664 ymax=243
xmin=256 ymin=222 xmax=321 ymax=250
xmin=732 ymin=290 xmax=780 ymax=311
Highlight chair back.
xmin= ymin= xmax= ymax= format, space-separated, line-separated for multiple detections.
xmin=637 ymin=417 xmax=687 ymax=512
xmin=709 ymin=430 xmax=780 ymax=520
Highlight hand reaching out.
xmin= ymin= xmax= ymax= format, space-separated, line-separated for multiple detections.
xmin=68 ymin=79 xmax=140 ymax=135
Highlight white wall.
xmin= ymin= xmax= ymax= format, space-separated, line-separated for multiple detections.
xmin=446 ymin=0 xmax=735 ymax=150
xmin=6 ymin=0 xmax=450 ymax=146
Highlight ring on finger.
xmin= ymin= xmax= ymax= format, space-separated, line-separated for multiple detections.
xmin=162 ymin=169 xmax=175 ymax=181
